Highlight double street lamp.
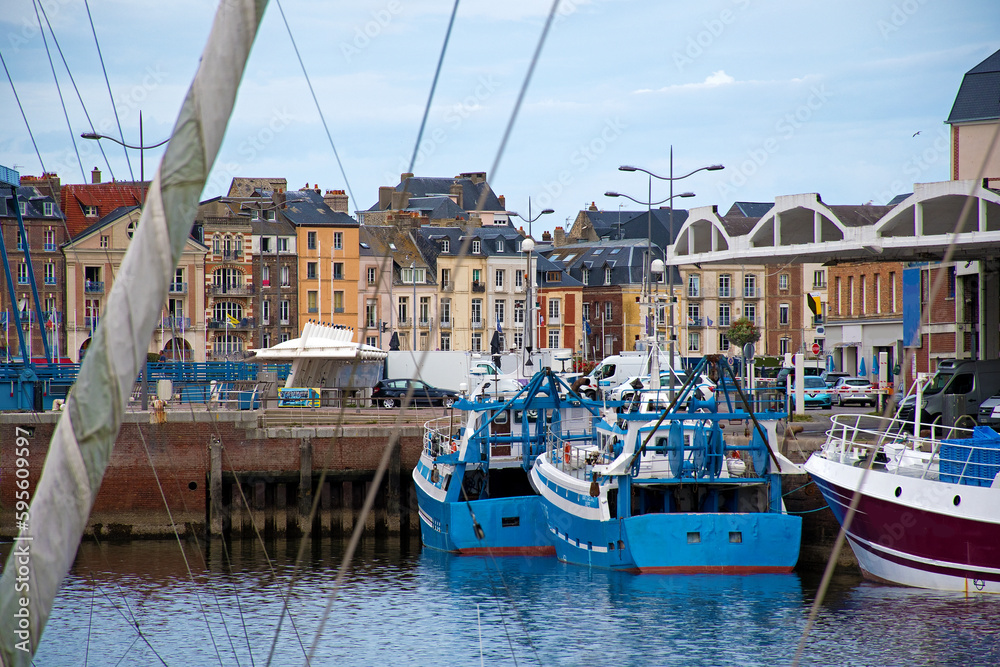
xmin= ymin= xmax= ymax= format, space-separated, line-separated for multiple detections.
xmin=510 ymin=201 xmax=554 ymax=238
xmin=613 ymin=151 xmax=724 ymax=398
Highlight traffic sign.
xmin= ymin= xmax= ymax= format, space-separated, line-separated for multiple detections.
xmin=811 ymin=343 xmax=820 ymax=355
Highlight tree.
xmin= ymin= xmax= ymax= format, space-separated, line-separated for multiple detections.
xmin=725 ymin=316 xmax=761 ymax=349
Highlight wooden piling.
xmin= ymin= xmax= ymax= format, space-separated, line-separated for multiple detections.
xmin=209 ymin=437 xmax=223 ymax=536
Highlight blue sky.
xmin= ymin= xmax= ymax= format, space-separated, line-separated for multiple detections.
xmin=1 ymin=0 xmax=996 ymax=234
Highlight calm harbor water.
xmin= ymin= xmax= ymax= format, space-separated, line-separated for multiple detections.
xmin=11 ymin=536 xmax=1000 ymax=666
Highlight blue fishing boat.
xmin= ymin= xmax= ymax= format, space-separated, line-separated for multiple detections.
xmin=413 ymin=369 xmax=603 ymax=554
xmin=529 ymin=356 xmax=803 ymax=572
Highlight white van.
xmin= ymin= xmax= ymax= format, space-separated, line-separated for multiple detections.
xmin=587 ymin=351 xmax=677 ymax=394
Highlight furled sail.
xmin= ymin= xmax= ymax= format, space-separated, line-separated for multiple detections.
xmin=0 ymin=1 xmax=268 ymax=662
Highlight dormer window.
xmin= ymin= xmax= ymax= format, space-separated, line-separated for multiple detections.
xmin=83 ymin=205 xmax=97 ymax=217
xmin=605 ymin=267 xmax=612 ymax=284
xmin=472 ymin=240 xmax=481 ymax=254
xmin=440 ymin=239 xmax=450 ymax=253
xmin=546 ymin=271 xmax=560 ymax=282
xmin=43 ymin=201 xmax=53 ymax=216
xmin=496 ymin=239 xmax=504 ymax=252
xmin=582 ymin=268 xmax=590 ymax=284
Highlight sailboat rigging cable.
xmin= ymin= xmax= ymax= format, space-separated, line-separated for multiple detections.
xmin=83 ymin=0 xmax=135 ymax=182
xmin=36 ymin=0 xmax=115 ymax=182
xmin=0 ymin=49 xmax=47 ymax=174
xmin=31 ymin=0 xmax=86 ymax=183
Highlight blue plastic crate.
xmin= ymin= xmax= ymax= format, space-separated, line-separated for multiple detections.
xmin=940 ymin=427 xmax=1000 ymax=486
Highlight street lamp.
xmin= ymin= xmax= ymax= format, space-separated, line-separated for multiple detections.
xmin=510 ymin=200 xmax=554 ymax=238
xmin=521 ymin=237 xmax=535 ymax=370
xmin=81 ymin=111 xmax=170 ymax=186
xmin=604 ymin=189 xmax=694 ymax=394
xmin=618 ymin=151 xmax=724 ymax=395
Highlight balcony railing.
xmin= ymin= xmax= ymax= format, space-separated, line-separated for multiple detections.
xmin=419 ymin=318 xmax=430 ymax=328
xmin=514 ymin=320 xmax=524 ymax=328
xmin=84 ymin=280 xmax=104 ymax=293
xmin=440 ymin=319 xmax=452 ymax=329
xmin=160 ymin=316 xmax=191 ymax=330
xmin=514 ymin=284 xmax=525 ymax=293
xmin=307 ymin=307 xmax=318 ymax=313
xmin=471 ymin=282 xmax=486 ymax=293
xmin=169 ymin=282 xmax=188 ymax=294
xmin=84 ymin=316 xmax=99 ymax=330
xmin=398 ymin=318 xmax=411 ymax=327
xmin=687 ymin=288 xmax=701 ymax=298
xmin=495 ymin=284 xmax=507 ymax=293
xmin=44 ymin=277 xmax=56 ymax=285
xmin=207 ymin=317 xmax=255 ymax=330
xmin=441 ymin=281 xmax=453 ymax=292
xmin=743 ymin=287 xmax=761 ymax=299
xmin=44 ymin=243 xmax=57 ymax=252
xmin=334 ymin=307 xmax=344 ymax=313
xmin=471 ymin=320 xmax=483 ymax=330
xmin=813 ymin=281 xmax=828 ymax=289
xmin=208 ymin=284 xmax=254 ymax=296
xmin=687 ymin=316 xmax=704 ymax=327
xmin=220 ymin=250 xmax=242 ymax=261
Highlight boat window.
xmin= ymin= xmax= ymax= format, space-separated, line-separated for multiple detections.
xmin=687 ymin=532 xmax=701 ymax=544
xmin=729 ymin=532 xmax=742 ymax=543
xmin=494 ymin=410 xmax=509 ymax=424
xmin=946 ymin=373 xmax=974 ymax=395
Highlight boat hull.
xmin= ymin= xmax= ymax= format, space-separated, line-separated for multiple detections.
xmin=413 ymin=461 xmax=554 ymax=555
xmin=532 ymin=462 xmax=801 ymax=572
xmin=805 ymin=454 xmax=1000 ymax=593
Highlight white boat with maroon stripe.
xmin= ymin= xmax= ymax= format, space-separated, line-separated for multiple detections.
xmin=804 ymin=413 xmax=1000 ymax=593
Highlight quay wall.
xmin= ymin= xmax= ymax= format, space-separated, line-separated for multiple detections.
xmin=0 ymin=412 xmax=859 ymax=572
xmin=0 ymin=411 xmax=424 ymax=540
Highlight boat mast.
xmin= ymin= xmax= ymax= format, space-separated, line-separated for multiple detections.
xmin=0 ymin=1 xmax=269 ymax=662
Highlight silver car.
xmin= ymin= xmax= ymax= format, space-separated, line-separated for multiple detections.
xmin=831 ymin=377 xmax=876 ymax=407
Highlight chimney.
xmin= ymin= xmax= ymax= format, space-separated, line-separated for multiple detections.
xmin=458 ymin=171 xmax=487 ymax=184
xmin=324 ymin=189 xmax=349 ymax=213
xmin=498 ymin=194 xmax=506 ymax=209
xmin=542 ymin=231 xmax=552 ymax=242
xmin=400 ymin=172 xmax=413 ymax=183
xmin=379 ymin=186 xmax=395 ymax=211
xmin=91 ymin=167 xmax=101 ymax=184
xmin=588 ymin=201 xmax=597 ymax=211
xmin=449 ymin=182 xmax=463 ymax=209
xmin=553 ymin=226 xmax=566 ymax=247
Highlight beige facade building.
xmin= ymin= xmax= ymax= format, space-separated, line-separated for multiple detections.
xmin=63 ymin=206 xmax=207 ymax=361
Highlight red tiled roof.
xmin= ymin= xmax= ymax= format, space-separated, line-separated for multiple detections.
xmin=61 ymin=182 xmax=147 ymax=238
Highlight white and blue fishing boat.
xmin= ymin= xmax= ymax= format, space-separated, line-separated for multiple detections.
xmin=529 ymin=355 xmax=803 ymax=573
xmin=414 ymin=369 xmax=604 ymax=554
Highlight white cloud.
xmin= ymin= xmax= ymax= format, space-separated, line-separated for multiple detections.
xmin=634 ymin=69 xmax=737 ymax=94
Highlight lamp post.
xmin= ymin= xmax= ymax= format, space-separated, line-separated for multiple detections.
xmin=510 ymin=201 xmax=554 ymax=238
xmin=521 ymin=237 xmax=535 ymax=371
xmin=649 ymin=258 xmax=665 ymax=390
xmin=81 ymin=112 xmax=169 ymax=189
xmin=618 ymin=152 xmax=724 ymax=393
xmin=604 ymin=189 xmax=694 ymax=397
xmin=410 ymin=261 xmax=417 ymax=351
xmin=81 ymin=114 xmax=171 ymax=411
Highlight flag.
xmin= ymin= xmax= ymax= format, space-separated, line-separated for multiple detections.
xmin=707 ymin=317 xmax=713 ymax=327
xmin=584 ymin=318 xmax=591 ymax=337
xmin=226 ymin=314 xmax=239 ymax=326
xmin=496 ymin=318 xmax=502 ymax=334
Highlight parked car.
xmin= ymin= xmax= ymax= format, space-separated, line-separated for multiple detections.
xmin=822 ymin=371 xmax=851 ymax=389
xmin=608 ymin=372 xmax=715 ymax=402
xmin=371 ymin=378 xmax=459 ymax=409
xmin=802 ymin=376 xmax=833 ymax=409
xmin=978 ymin=393 xmax=1000 ymax=428
xmin=830 ymin=377 xmax=877 ymax=407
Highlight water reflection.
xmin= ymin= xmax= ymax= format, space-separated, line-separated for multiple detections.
xmin=14 ymin=537 xmax=1000 ymax=666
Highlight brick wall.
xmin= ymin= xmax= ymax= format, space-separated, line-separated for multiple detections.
xmin=0 ymin=415 xmax=422 ymax=538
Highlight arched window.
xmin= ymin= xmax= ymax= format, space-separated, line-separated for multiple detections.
xmin=213 ymin=267 xmax=243 ymax=291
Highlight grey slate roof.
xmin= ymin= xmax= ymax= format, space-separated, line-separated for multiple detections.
xmin=405 ymin=196 xmax=469 ymax=220
xmin=368 ymin=174 xmax=504 ymax=213
xmin=546 ymin=239 xmax=678 ymax=285
xmin=282 ymin=189 xmax=358 ymax=227
xmin=416 ymin=225 xmax=523 ymax=258
xmin=0 ymin=185 xmax=64 ymax=220
xmin=719 ymin=215 xmax=760 ymax=237
xmin=947 ymin=48 xmax=1000 ymax=124
xmin=887 ymin=193 xmax=912 ymax=206
xmin=728 ymin=201 xmax=773 ymax=218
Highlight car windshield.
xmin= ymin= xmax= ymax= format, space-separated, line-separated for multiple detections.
xmin=804 ymin=377 xmax=825 ymax=388
xmin=925 ymin=372 xmax=953 ymax=395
